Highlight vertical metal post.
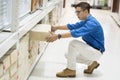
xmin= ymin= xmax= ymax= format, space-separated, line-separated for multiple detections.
xmin=11 ymin=0 xmax=19 ymax=32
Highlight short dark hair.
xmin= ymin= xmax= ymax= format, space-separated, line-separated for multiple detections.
xmin=72 ymin=2 xmax=91 ymax=13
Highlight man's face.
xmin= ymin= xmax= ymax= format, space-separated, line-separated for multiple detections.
xmin=75 ymin=7 xmax=88 ymax=20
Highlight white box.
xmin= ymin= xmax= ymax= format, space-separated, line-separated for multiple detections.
xmin=0 ymin=62 xmax=3 ymax=78
xmin=30 ymin=24 xmax=51 ymax=41
xmin=9 ymin=62 xmax=18 ymax=77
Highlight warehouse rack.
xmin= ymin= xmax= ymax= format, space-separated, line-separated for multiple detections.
xmin=0 ymin=0 xmax=62 ymax=79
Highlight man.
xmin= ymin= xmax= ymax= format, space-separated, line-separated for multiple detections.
xmin=47 ymin=2 xmax=105 ymax=77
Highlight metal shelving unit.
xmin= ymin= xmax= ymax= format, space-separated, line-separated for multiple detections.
xmin=0 ymin=0 xmax=61 ymax=62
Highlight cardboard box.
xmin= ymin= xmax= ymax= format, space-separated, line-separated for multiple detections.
xmin=30 ymin=24 xmax=51 ymax=41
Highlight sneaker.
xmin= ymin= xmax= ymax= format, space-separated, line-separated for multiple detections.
xmin=56 ymin=68 xmax=76 ymax=77
xmin=84 ymin=61 xmax=100 ymax=74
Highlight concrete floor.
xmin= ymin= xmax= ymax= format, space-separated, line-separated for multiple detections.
xmin=29 ymin=2 xmax=120 ymax=80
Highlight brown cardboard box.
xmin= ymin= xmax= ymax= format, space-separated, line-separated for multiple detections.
xmin=30 ymin=24 xmax=51 ymax=41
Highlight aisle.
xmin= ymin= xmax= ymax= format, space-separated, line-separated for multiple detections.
xmin=29 ymin=4 xmax=120 ymax=80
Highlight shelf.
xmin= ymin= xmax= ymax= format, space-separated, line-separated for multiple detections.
xmin=0 ymin=0 xmax=61 ymax=59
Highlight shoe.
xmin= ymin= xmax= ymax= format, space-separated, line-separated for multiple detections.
xmin=56 ymin=68 xmax=76 ymax=77
xmin=84 ymin=61 xmax=100 ymax=74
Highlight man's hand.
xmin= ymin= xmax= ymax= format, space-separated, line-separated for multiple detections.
xmin=51 ymin=26 xmax=57 ymax=32
xmin=47 ymin=32 xmax=58 ymax=42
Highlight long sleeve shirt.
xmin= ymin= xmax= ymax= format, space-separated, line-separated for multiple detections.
xmin=67 ymin=14 xmax=105 ymax=52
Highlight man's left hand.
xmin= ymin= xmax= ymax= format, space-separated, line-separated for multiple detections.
xmin=47 ymin=32 xmax=58 ymax=42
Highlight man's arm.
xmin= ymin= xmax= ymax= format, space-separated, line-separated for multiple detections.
xmin=51 ymin=25 xmax=69 ymax=32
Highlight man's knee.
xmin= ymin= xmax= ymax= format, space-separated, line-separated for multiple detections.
xmin=69 ymin=40 xmax=78 ymax=46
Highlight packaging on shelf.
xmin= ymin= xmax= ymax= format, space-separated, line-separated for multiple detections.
xmin=30 ymin=24 xmax=51 ymax=41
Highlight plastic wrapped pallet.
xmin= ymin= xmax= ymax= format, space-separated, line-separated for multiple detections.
xmin=30 ymin=24 xmax=51 ymax=41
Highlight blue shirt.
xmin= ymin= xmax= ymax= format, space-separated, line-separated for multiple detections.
xmin=67 ymin=15 xmax=105 ymax=52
